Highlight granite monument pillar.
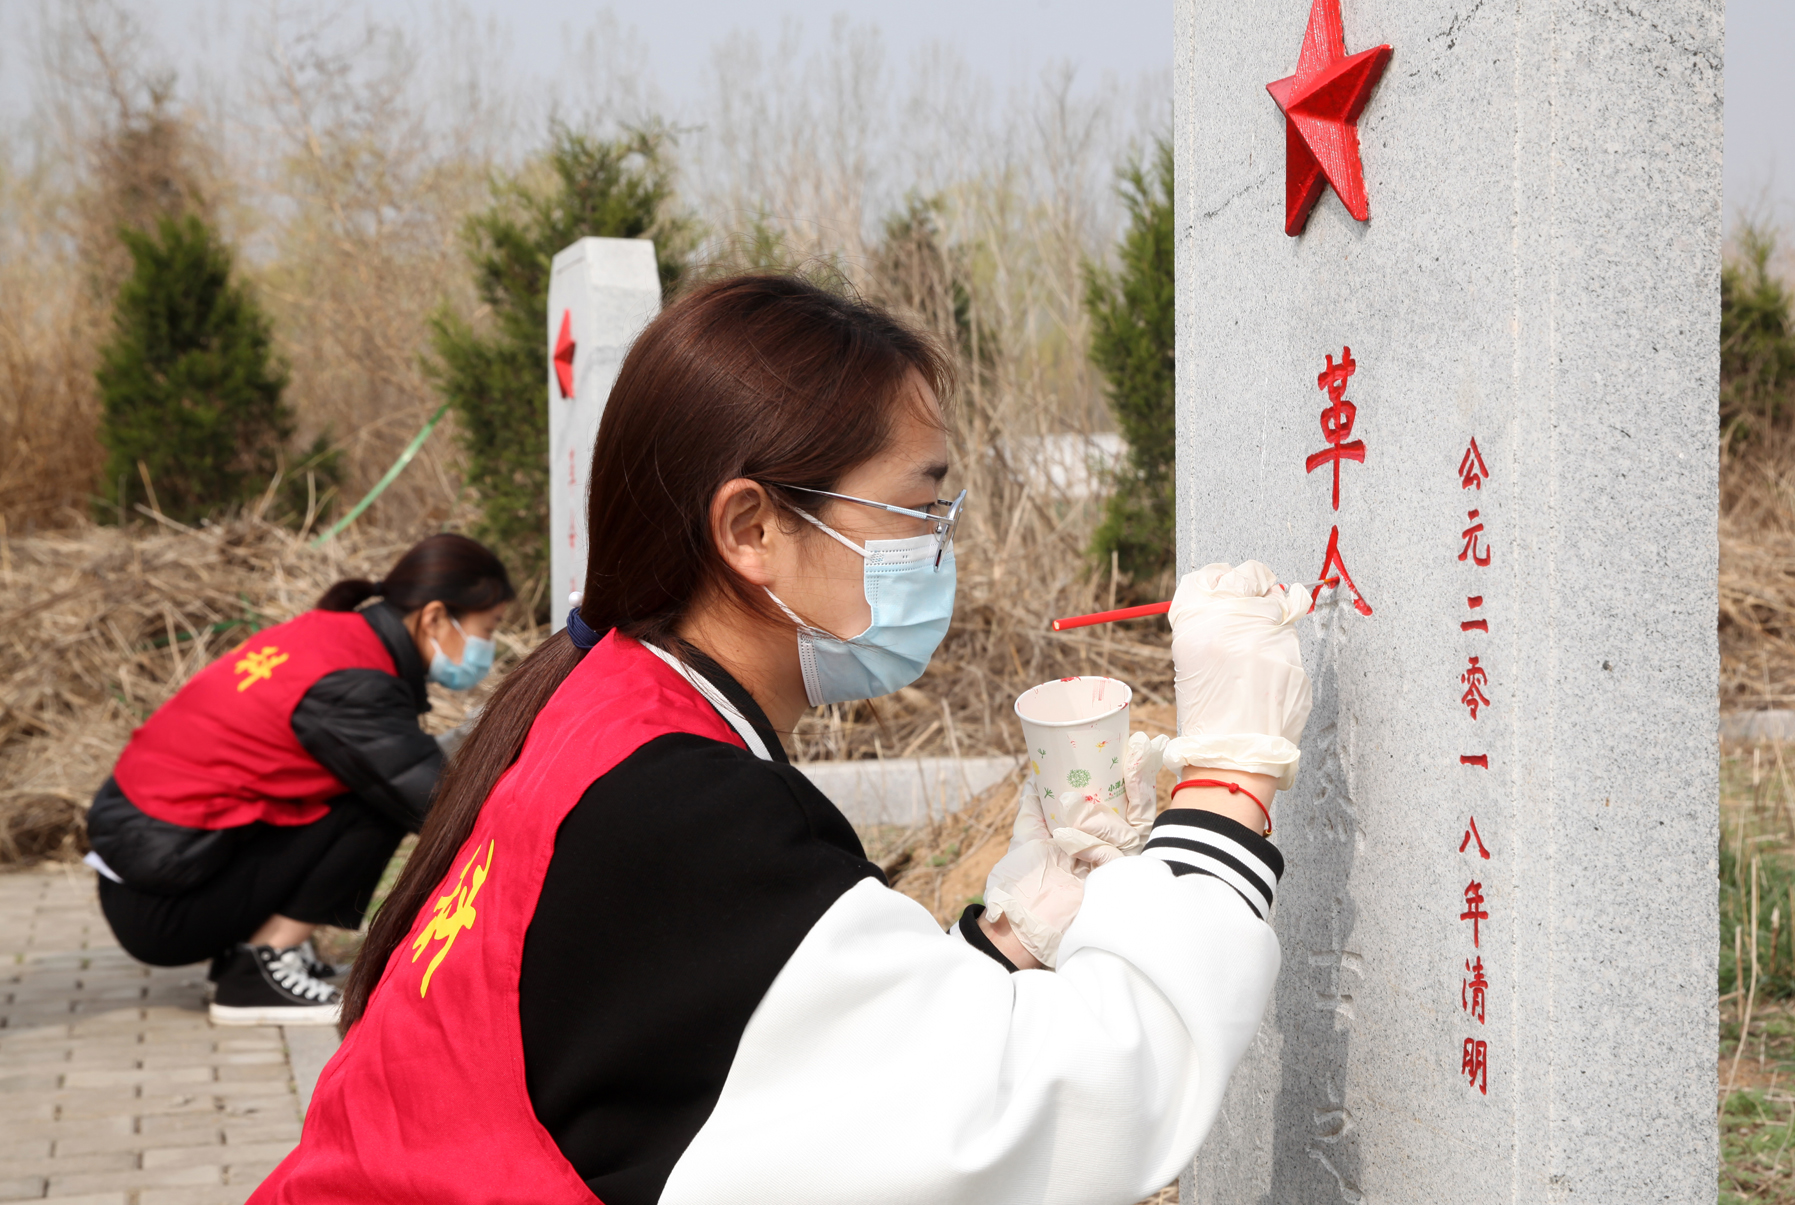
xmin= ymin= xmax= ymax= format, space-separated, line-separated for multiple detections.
xmin=1174 ymin=0 xmax=1722 ymax=1199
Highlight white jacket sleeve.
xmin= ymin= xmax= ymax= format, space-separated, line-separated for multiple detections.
xmin=659 ymin=811 xmax=1282 ymax=1205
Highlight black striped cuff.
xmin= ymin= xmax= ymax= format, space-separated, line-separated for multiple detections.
xmin=1142 ymin=809 xmax=1284 ymax=920
xmin=955 ymin=905 xmax=1019 ymax=972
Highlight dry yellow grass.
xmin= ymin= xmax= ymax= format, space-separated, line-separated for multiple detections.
xmin=1722 ymin=431 xmax=1795 ymax=710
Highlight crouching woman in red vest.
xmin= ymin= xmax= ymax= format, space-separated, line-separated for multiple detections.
xmin=85 ymin=534 xmax=514 ymax=1027
xmin=256 ymin=275 xmax=1310 ymax=1205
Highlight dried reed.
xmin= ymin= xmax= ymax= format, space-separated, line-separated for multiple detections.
xmin=1722 ymin=428 xmax=1795 ymax=710
xmin=0 ymin=205 xmax=106 ymax=531
xmin=247 ymin=6 xmax=508 ymax=534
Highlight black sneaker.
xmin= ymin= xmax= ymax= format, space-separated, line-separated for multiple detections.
xmin=205 ymin=939 xmax=343 ymax=984
xmin=295 ymin=938 xmax=349 ymax=981
xmin=208 ymin=943 xmax=341 ymax=1027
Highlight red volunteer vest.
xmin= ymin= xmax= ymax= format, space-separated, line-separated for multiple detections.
xmin=113 ymin=610 xmax=398 ymax=830
xmin=250 ymin=631 xmax=746 ymax=1204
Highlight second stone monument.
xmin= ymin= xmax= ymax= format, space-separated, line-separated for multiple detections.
xmin=546 ymin=238 xmax=662 ymax=625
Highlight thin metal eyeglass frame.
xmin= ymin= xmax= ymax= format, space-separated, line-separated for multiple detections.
xmin=766 ymin=485 xmax=967 ymax=570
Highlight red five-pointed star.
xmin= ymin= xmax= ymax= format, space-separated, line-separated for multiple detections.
xmin=1266 ymin=0 xmax=1391 ymax=236
xmin=553 ymin=309 xmax=576 ymax=399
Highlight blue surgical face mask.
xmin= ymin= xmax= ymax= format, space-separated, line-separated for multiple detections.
xmin=767 ymin=511 xmax=957 ymax=706
xmin=429 ymin=616 xmax=494 ymax=691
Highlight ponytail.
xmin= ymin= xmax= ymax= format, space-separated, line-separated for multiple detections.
xmin=316 ymin=579 xmax=382 ymax=612
xmin=339 ymin=630 xmax=584 ymax=1032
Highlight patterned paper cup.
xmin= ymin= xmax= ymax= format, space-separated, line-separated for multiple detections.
xmin=1014 ymin=676 xmax=1133 ymax=819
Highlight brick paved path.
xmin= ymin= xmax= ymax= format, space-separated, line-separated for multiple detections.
xmin=0 ymin=866 xmax=324 ymax=1205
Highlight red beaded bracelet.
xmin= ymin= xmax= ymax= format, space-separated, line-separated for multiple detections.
xmin=1172 ymin=778 xmax=1272 ymax=837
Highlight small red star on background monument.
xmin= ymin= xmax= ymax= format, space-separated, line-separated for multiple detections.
xmin=553 ymin=310 xmax=577 ymax=399
xmin=1266 ymin=0 xmax=1392 ymax=236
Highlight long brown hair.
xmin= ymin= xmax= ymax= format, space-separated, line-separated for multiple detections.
xmin=341 ymin=274 xmax=952 ymax=1030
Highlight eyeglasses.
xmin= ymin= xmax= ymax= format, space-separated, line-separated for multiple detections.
xmin=768 ymin=485 xmax=967 ymax=570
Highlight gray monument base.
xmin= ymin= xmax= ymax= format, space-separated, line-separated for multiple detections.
xmin=796 ymin=756 xmax=1022 ymax=828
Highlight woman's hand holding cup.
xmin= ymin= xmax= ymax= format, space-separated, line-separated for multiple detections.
xmin=982 ymin=730 xmax=1169 ymax=968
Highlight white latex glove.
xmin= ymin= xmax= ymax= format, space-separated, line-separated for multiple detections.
xmin=1045 ymin=731 xmax=1169 ymax=867
xmin=1165 ymin=561 xmax=1313 ymax=790
xmin=982 ymin=780 xmax=1086 ymax=968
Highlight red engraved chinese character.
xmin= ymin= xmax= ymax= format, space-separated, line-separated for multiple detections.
xmin=1462 ymin=1037 xmax=1488 ymax=1094
xmin=1461 ymin=594 xmax=1487 ymax=633
xmin=1313 ymin=525 xmax=1373 ymax=616
xmin=1459 ymin=815 xmax=1490 ymax=859
xmin=1460 ymin=880 xmax=1488 ymax=947
xmin=1460 ymin=656 xmax=1490 ymax=719
xmin=1460 ymin=754 xmax=1489 ymax=769
xmin=1459 ymin=510 xmax=1491 ymax=567
xmin=1305 ymin=348 xmax=1366 ymax=511
xmin=1462 ymin=956 xmax=1488 ymax=1023
xmin=1459 ymin=437 xmax=1489 ymax=490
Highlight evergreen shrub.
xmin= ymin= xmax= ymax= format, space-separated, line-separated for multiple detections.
xmin=1722 ymin=223 xmax=1795 ymax=441
xmin=1085 ymin=140 xmax=1175 ymax=589
xmin=96 ymin=214 xmax=321 ymax=524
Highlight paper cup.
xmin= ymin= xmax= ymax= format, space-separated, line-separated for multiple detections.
xmin=1014 ymin=676 xmax=1133 ymax=813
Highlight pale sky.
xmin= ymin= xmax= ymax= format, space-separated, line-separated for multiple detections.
xmin=1 ymin=1 xmax=1776 ymax=235
xmin=1724 ymin=0 xmax=1794 ymax=236
xmin=0 ymin=0 xmax=1174 ymax=137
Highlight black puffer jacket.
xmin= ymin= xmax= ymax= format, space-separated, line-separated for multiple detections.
xmin=87 ymin=603 xmax=444 ymax=894
xmin=287 ymin=601 xmax=443 ymax=830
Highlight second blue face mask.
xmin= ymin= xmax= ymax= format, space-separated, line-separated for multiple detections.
xmin=767 ymin=516 xmax=957 ymax=707
xmin=429 ymin=616 xmax=495 ymax=691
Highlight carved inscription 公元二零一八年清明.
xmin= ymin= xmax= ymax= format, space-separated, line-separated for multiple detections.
xmin=1455 ymin=436 xmax=1494 ymax=1096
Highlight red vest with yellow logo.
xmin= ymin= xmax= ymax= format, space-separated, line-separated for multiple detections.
xmin=113 ymin=610 xmax=398 ymax=830
xmin=249 ymin=630 xmax=746 ymax=1204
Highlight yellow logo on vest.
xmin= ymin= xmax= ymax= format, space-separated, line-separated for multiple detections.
xmin=411 ymin=839 xmax=494 ymax=997
xmin=233 ymin=646 xmax=290 ymax=692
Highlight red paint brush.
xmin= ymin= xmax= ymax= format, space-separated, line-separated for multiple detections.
xmin=1050 ymin=579 xmax=1341 ymax=632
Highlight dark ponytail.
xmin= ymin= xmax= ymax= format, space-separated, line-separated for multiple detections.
xmin=340 ymin=275 xmax=953 ymax=1032
xmin=316 ymin=579 xmax=383 ymax=612
xmin=316 ymin=534 xmax=514 ymax=617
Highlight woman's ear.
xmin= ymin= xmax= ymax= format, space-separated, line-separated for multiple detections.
xmin=405 ymin=599 xmax=447 ymax=644
xmin=709 ymin=478 xmax=782 ymax=586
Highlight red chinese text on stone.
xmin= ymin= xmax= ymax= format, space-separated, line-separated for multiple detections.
xmin=1460 ymin=815 xmax=1490 ymax=859
xmin=1462 ymin=594 xmax=1488 ymax=633
xmin=1460 ymin=881 xmax=1488 ymax=947
xmin=1460 ymin=656 xmax=1490 ymax=719
xmin=1460 ymin=510 xmax=1492 ymax=567
xmin=1460 ymin=437 xmax=1489 ymax=491
xmin=1462 ymin=957 xmax=1488 ymax=1023
xmin=1305 ymin=348 xmax=1366 ymax=511
xmin=1462 ymin=1038 xmax=1488 ymax=1094
xmin=1313 ymin=526 xmax=1374 ymax=616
